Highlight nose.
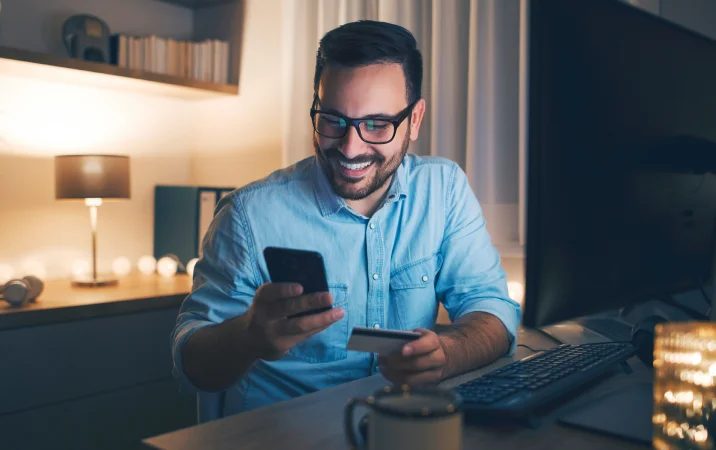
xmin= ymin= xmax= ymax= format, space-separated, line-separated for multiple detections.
xmin=338 ymin=126 xmax=366 ymax=160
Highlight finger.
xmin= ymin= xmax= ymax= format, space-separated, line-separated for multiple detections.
xmin=400 ymin=329 xmax=441 ymax=357
xmin=255 ymin=282 xmax=303 ymax=306
xmin=379 ymin=350 xmax=445 ymax=374
xmin=285 ymin=292 xmax=334 ymax=318
xmin=264 ymin=292 xmax=333 ymax=319
xmin=277 ymin=306 xmax=345 ymax=335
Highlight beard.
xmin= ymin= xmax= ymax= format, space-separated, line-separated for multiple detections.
xmin=314 ymin=129 xmax=410 ymax=201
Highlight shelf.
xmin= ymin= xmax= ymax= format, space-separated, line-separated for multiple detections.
xmin=0 ymin=46 xmax=238 ymax=99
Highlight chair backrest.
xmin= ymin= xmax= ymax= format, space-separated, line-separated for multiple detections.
xmin=197 ymin=391 xmax=225 ymax=423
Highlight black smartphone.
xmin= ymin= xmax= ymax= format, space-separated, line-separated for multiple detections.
xmin=263 ymin=247 xmax=331 ymax=318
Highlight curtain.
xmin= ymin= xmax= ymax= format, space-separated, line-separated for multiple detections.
xmin=281 ymin=0 xmax=524 ymax=249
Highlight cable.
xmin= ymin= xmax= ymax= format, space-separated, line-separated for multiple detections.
xmin=517 ymin=344 xmax=547 ymax=353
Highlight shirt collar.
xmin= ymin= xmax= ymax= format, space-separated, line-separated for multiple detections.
xmin=311 ymin=157 xmax=409 ymax=217
xmin=311 ymin=158 xmax=346 ymax=217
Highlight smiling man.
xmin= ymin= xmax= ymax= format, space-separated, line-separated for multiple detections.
xmin=171 ymin=20 xmax=521 ymax=417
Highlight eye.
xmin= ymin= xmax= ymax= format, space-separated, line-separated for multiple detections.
xmin=364 ymin=120 xmax=390 ymax=131
xmin=324 ymin=116 xmax=345 ymax=126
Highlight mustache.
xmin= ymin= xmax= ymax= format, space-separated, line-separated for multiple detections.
xmin=323 ymin=148 xmax=382 ymax=164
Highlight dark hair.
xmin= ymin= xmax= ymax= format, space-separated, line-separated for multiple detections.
xmin=314 ymin=20 xmax=423 ymax=105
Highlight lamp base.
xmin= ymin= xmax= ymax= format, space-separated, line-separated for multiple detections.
xmin=71 ymin=276 xmax=118 ymax=287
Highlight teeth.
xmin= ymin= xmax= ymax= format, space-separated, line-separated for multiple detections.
xmin=339 ymin=160 xmax=372 ymax=171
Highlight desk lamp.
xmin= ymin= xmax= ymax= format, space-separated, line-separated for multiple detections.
xmin=55 ymin=155 xmax=130 ymax=287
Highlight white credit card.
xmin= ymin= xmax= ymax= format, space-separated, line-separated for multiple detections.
xmin=346 ymin=327 xmax=422 ymax=355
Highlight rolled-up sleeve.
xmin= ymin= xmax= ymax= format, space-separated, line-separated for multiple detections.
xmin=171 ymin=194 xmax=261 ymax=393
xmin=436 ymin=163 xmax=522 ymax=355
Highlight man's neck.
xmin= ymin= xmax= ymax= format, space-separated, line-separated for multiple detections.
xmin=345 ymin=176 xmax=393 ymax=217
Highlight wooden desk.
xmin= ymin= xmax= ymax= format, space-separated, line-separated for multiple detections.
xmin=144 ymin=329 xmax=651 ymax=450
xmin=0 ymin=273 xmax=191 ymax=330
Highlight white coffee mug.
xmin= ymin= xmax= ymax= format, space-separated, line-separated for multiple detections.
xmin=344 ymin=385 xmax=463 ymax=450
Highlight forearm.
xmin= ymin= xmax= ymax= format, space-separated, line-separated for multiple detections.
xmin=182 ymin=314 xmax=258 ymax=392
xmin=434 ymin=311 xmax=510 ymax=379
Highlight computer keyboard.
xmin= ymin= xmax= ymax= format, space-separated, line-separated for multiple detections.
xmin=455 ymin=342 xmax=637 ymax=418
xmin=575 ymin=317 xmax=634 ymax=342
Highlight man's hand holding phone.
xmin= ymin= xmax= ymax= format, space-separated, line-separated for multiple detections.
xmin=245 ymin=282 xmax=345 ymax=361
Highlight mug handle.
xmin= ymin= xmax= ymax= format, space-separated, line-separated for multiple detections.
xmin=345 ymin=398 xmax=370 ymax=450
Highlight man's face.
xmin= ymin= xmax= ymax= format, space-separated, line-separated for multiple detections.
xmin=313 ymin=63 xmax=424 ymax=201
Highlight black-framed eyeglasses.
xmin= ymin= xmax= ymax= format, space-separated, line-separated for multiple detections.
xmin=309 ymin=95 xmax=417 ymax=145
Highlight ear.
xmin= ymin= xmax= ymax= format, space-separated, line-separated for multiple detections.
xmin=408 ymin=98 xmax=426 ymax=142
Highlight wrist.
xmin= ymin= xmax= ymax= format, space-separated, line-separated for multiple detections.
xmin=228 ymin=313 xmax=261 ymax=361
xmin=436 ymin=334 xmax=454 ymax=380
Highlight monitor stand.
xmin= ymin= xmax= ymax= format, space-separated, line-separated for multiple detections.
xmin=558 ymin=381 xmax=653 ymax=445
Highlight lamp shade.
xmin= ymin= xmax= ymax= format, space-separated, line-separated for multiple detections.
xmin=55 ymin=155 xmax=130 ymax=200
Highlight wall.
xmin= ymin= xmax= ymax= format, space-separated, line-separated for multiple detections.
xmin=0 ymin=73 xmax=194 ymax=280
xmin=190 ymin=0 xmax=283 ymax=187
xmin=0 ymin=0 xmax=197 ymax=280
xmin=0 ymin=0 xmax=284 ymax=280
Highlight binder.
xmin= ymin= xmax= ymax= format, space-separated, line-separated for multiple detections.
xmin=154 ymin=185 xmax=235 ymax=267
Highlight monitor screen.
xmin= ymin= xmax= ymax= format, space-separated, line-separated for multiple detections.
xmin=523 ymin=0 xmax=716 ymax=327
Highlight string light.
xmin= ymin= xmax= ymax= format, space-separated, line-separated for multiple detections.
xmin=156 ymin=256 xmax=178 ymax=278
xmin=112 ymin=257 xmax=132 ymax=277
xmin=137 ymin=255 xmax=157 ymax=275
xmin=186 ymin=258 xmax=199 ymax=278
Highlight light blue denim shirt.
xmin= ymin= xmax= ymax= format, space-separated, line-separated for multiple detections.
xmin=171 ymin=154 xmax=521 ymax=416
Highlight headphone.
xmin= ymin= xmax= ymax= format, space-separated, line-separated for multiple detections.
xmin=0 ymin=276 xmax=44 ymax=307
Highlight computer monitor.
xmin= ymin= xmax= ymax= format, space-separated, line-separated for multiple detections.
xmin=522 ymin=0 xmax=716 ymax=328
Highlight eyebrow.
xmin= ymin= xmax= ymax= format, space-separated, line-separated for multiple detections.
xmin=319 ymin=107 xmax=400 ymax=120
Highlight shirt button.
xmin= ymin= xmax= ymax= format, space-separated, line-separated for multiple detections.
xmin=373 ymin=323 xmax=380 ymax=329
xmin=372 ymin=273 xmax=379 ymax=280
xmin=369 ymin=223 xmax=375 ymax=229
xmin=422 ymin=275 xmax=429 ymax=282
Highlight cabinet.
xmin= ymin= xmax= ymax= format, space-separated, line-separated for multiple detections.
xmin=0 ymin=274 xmax=196 ymax=450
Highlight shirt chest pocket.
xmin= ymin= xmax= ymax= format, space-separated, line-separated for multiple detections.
xmin=389 ymin=253 xmax=443 ymax=330
xmin=286 ymin=283 xmax=349 ymax=364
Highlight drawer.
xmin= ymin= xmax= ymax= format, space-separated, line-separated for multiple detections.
xmin=0 ymin=377 xmax=196 ymax=450
xmin=0 ymin=308 xmax=180 ymax=415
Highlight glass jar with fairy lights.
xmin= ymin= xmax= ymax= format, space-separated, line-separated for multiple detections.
xmin=653 ymin=322 xmax=716 ymax=449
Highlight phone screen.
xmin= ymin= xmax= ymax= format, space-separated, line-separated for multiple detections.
xmin=263 ymin=247 xmax=331 ymax=317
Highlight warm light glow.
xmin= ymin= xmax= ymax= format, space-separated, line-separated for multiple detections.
xmin=157 ymin=257 xmax=178 ymax=278
xmin=186 ymin=258 xmax=199 ymax=279
xmin=507 ymin=281 xmax=525 ymax=304
xmin=71 ymin=259 xmax=91 ymax=278
xmin=21 ymin=259 xmax=46 ymax=278
xmin=0 ymin=264 xmax=14 ymax=284
xmin=82 ymin=160 xmax=103 ymax=174
xmin=84 ymin=198 xmax=103 ymax=207
xmin=0 ymin=69 xmax=134 ymax=155
xmin=664 ymin=351 xmax=702 ymax=365
xmin=137 ymin=256 xmax=157 ymax=275
xmin=654 ymin=323 xmax=715 ymax=448
xmin=112 ymin=257 xmax=132 ymax=277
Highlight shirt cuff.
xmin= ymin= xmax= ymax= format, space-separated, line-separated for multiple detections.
xmin=172 ymin=319 xmax=214 ymax=394
xmin=454 ymin=298 xmax=521 ymax=356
